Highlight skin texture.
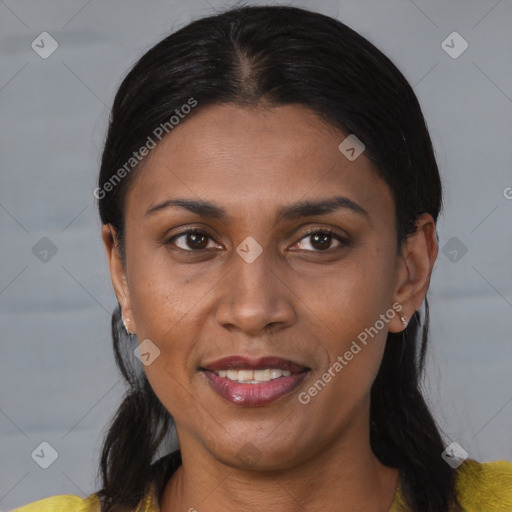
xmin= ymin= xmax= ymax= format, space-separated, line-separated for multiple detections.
xmin=102 ymin=104 xmax=438 ymax=512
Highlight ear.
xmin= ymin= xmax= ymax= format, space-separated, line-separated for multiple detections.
xmin=388 ymin=213 xmax=438 ymax=333
xmin=102 ymin=224 xmax=137 ymax=335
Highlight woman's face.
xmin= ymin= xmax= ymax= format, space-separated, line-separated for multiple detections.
xmin=105 ymin=104 xmax=419 ymax=469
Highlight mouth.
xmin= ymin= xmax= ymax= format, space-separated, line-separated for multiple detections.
xmin=199 ymin=356 xmax=310 ymax=407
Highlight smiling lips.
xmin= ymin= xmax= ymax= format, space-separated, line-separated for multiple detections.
xmin=201 ymin=356 xmax=310 ymax=406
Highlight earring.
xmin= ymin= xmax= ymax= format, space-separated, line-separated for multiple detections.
xmin=122 ymin=317 xmax=132 ymax=335
xmin=400 ymin=313 xmax=408 ymax=327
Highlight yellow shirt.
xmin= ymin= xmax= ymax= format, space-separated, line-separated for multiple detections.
xmin=12 ymin=459 xmax=512 ymax=512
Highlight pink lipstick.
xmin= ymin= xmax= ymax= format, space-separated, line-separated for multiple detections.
xmin=200 ymin=356 xmax=309 ymax=406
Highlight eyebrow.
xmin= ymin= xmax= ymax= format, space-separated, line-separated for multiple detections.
xmin=145 ymin=196 xmax=370 ymax=222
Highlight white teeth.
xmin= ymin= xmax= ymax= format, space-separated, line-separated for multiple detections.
xmin=254 ymin=369 xmax=271 ymax=381
xmin=226 ymin=369 xmax=237 ymax=380
xmin=238 ymin=369 xmax=254 ymax=382
xmin=214 ymin=368 xmax=293 ymax=383
xmin=270 ymin=369 xmax=281 ymax=379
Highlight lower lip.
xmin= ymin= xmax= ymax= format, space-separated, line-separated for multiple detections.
xmin=202 ymin=370 xmax=309 ymax=406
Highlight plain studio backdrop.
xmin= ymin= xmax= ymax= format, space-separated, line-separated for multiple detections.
xmin=0 ymin=0 xmax=511 ymax=508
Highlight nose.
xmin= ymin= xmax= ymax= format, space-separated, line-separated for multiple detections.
xmin=214 ymin=246 xmax=296 ymax=336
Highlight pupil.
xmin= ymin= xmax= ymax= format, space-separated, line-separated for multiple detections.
xmin=188 ymin=233 xmax=207 ymax=249
xmin=312 ymin=233 xmax=331 ymax=250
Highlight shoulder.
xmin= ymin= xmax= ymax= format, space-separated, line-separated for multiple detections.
xmin=456 ymin=458 xmax=512 ymax=511
xmin=11 ymin=493 xmax=100 ymax=512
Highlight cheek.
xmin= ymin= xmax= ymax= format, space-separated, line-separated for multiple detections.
xmin=125 ymin=256 xmax=200 ymax=392
xmin=130 ymin=274 xmax=206 ymax=377
xmin=306 ymin=247 xmax=395 ymax=341
xmin=125 ymin=247 xmax=231 ymax=411
xmin=296 ymin=280 xmax=392 ymax=435
xmin=299 ymin=244 xmax=396 ymax=389
xmin=127 ymin=244 xmax=210 ymax=338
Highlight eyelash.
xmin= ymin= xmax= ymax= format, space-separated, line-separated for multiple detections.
xmin=165 ymin=227 xmax=350 ymax=253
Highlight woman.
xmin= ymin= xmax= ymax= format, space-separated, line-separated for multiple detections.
xmin=14 ymin=5 xmax=512 ymax=512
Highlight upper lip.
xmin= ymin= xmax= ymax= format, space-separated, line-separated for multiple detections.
xmin=200 ymin=356 xmax=309 ymax=374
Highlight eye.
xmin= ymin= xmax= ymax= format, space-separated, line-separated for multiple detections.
xmin=166 ymin=229 xmax=221 ymax=251
xmin=165 ymin=227 xmax=349 ymax=253
xmin=292 ymin=228 xmax=349 ymax=252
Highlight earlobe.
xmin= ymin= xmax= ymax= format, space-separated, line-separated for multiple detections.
xmin=101 ymin=224 xmax=137 ymax=335
xmin=389 ymin=213 xmax=438 ymax=333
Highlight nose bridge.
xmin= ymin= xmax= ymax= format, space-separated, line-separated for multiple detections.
xmin=234 ymin=243 xmax=273 ymax=297
xmin=215 ymin=239 xmax=295 ymax=334
xmin=231 ymin=241 xmax=277 ymax=310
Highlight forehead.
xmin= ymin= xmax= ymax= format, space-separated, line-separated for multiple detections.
xmin=124 ymin=104 xmax=394 ymax=225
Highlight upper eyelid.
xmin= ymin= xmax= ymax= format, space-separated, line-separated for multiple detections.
xmin=168 ymin=229 xmax=220 ymax=249
xmin=293 ymin=228 xmax=349 ymax=249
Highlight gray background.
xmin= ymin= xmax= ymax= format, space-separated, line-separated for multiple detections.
xmin=1 ymin=0 xmax=511 ymax=508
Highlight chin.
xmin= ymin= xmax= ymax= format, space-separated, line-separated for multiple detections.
xmin=207 ymin=435 xmax=310 ymax=472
